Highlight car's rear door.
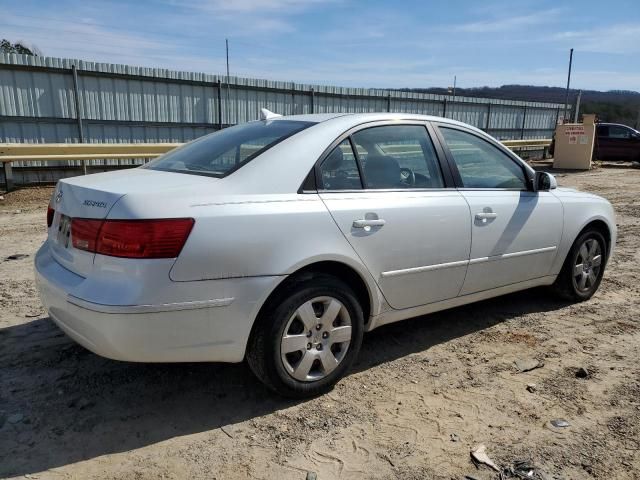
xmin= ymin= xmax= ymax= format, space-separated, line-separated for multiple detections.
xmin=608 ymin=125 xmax=638 ymax=161
xmin=434 ymin=124 xmax=562 ymax=295
xmin=317 ymin=122 xmax=471 ymax=310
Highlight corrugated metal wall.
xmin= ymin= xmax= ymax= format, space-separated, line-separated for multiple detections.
xmin=1 ymin=53 xmax=566 ymax=177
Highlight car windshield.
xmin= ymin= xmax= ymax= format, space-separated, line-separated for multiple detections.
xmin=144 ymin=120 xmax=315 ymax=177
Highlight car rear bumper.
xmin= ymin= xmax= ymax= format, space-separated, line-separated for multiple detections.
xmin=34 ymin=242 xmax=282 ymax=363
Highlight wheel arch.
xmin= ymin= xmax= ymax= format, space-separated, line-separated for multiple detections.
xmin=550 ymin=216 xmax=613 ymax=301
xmin=579 ymin=218 xmax=611 ymax=253
xmin=554 ymin=215 xmax=613 ymax=273
xmin=245 ymin=259 xmax=380 ymax=358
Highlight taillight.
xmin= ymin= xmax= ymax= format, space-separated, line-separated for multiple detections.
xmin=70 ymin=218 xmax=194 ymax=259
xmin=98 ymin=219 xmax=194 ymax=258
xmin=71 ymin=219 xmax=102 ymax=252
xmin=47 ymin=206 xmax=55 ymax=228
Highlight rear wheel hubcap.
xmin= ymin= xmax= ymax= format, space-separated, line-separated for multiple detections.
xmin=280 ymin=296 xmax=352 ymax=382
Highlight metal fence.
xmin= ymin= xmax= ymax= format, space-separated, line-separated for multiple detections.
xmin=0 ymin=53 xmax=566 ymax=184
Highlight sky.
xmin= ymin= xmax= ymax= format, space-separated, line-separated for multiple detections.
xmin=1 ymin=0 xmax=639 ymax=92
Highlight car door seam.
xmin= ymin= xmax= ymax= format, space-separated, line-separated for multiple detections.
xmin=456 ymin=188 xmax=474 ymax=297
xmin=316 ymin=193 xmax=394 ymax=310
xmin=550 ymin=190 xmax=567 ymax=274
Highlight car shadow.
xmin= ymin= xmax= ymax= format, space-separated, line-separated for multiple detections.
xmin=597 ymin=161 xmax=639 ymax=169
xmin=532 ymin=162 xmax=639 ymax=173
xmin=0 ymin=287 xmax=569 ymax=477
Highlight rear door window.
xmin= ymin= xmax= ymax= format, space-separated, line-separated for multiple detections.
xmin=350 ymin=125 xmax=445 ymax=189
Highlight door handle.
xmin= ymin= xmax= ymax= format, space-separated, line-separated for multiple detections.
xmin=353 ymin=219 xmax=386 ymax=228
xmin=475 ymin=212 xmax=498 ymax=220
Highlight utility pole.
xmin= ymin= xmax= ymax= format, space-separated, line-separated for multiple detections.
xmin=563 ymin=48 xmax=573 ymax=122
xmin=573 ymin=90 xmax=582 ymax=123
xmin=447 ymin=75 xmax=457 ymax=111
xmin=71 ymin=64 xmax=87 ymax=175
xmin=225 ymin=38 xmax=230 ymax=126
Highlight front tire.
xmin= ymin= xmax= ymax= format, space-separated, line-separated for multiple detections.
xmin=246 ymin=274 xmax=364 ymax=398
xmin=552 ymin=229 xmax=607 ymax=301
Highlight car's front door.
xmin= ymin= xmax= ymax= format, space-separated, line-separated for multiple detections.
xmin=436 ymin=125 xmax=562 ymax=295
xmin=318 ymin=123 xmax=471 ymax=310
xmin=597 ymin=125 xmax=615 ymax=160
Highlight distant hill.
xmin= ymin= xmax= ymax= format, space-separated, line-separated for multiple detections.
xmin=402 ymin=85 xmax=640 ymax=128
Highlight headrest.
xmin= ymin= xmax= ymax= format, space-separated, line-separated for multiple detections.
xmin=364 ymin=155 xmax=400 ymax=188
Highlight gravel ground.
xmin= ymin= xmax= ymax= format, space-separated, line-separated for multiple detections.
xmin=1 ymin=165 xmax=639 ymax=480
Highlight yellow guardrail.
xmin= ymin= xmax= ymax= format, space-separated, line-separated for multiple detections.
xmin=1 ymin=139 xmax=551 ymax=190
xmin=0 ymin=139 xmax=551 ymax=162
xmin=0 ymin=143 xmax=181 ymax=162
xmin=502 ymin=139 xmax=552 ymax=148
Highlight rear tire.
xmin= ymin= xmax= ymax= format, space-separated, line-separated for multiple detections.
xmin=246 ymin=274 xmax=364 ymax=398
xmin=551 ymin=229 xmax=607 ymax=301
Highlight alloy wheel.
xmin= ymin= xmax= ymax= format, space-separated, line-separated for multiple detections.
xmin=573 ymin=238 xmax=603 ymax=293
xmin=280 ymin=296 xmax=352 ymax=382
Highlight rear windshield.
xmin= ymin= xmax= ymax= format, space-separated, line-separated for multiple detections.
xmin=144 ymin=120 xmax=315 ymax=177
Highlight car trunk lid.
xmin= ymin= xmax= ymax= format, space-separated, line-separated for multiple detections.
xmin=47 ymin=168 xmax=215 ymax=277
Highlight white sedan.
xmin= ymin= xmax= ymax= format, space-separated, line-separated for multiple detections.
xmin=35 ymin=111 xmax=616 ymax=397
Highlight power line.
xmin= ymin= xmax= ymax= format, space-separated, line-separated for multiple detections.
xmin=0 ymin=26 xmax=184 ymax=53
xmin=0 ymin=27 xmax=320 ymax=68
xmin=1 ymin=22 xmax=316 ymax=62
xmin=3 ymin=13 xmax=216 ymax=41
xmin=2 ymin=43 xmax=218 ymax=65
xmin=4 ymin=13 xmax=317 ymax=46
xmin=2 ymin=14 xmax=319 ymax=59
xmin=0 ymin=21 xmax=215 ymax=51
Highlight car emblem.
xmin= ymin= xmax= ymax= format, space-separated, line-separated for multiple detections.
xmin=55 ymin=190 xmax=63 ymax=203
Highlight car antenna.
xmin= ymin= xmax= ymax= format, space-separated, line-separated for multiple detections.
xmin=260 ymin=108 xmax=282 ymax=121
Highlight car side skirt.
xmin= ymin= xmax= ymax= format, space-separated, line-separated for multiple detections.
xmin=367 ymin=275 xmax=557 ymax=331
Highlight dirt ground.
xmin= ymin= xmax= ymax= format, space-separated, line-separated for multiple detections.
xmin=1 ymin=164 xmax=639 ymax=480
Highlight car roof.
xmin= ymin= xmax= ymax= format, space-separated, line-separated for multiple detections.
xmin=221 ymin=111 xmax=514 ymax=194
xmin=598 ymin=123 xmax=634 ymax=128
xmin=272 ymin=112 xmax=487 ymax=136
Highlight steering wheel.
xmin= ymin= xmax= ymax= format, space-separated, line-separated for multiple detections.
xmin=399 ymin=168 xmax=416 ymax=187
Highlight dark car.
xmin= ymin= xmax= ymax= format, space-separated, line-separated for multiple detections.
xmin=596 ymin=123 xmax=640 ymax=162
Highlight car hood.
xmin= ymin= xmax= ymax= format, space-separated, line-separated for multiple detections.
xmin=553 ymin=187 xmax=610 ymax=203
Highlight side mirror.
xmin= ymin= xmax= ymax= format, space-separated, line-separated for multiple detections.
xmin=534 ymin=171 xmax=557 ymax=191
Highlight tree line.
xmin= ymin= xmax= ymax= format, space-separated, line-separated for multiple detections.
xmin=1 ymin=39 xmax=39 ymax=56
xmin=403 ymin=85 xmax=640 ymax=129
xmin=2 ymin=38 xmax=638 ymax=128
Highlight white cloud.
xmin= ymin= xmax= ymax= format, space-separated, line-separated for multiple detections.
xmin=553 ymin=24 xmax=640 ymax=54
xmin=453 ymin=8 xmax=564 ymax=33
xmin=192 ymin=0 xmax=335 ymax=13
xmin=1 ymin=12 xmax=233 ymax=72
xmin=3 ymin=2 xmax=639 ymax=92
xmin=157 ymin=0 xmax=329 ymax=35
xmin=1 ymin=16 xmax=172 ymax=61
